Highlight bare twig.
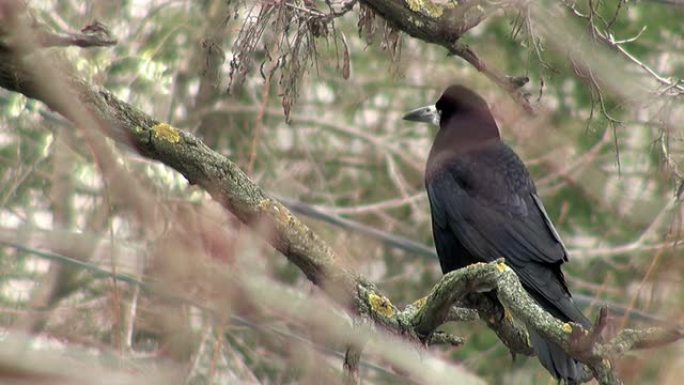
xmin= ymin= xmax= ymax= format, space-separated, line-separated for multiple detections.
xmin=448 ymin=42 xmax=533 ymax=113
xmin=343 ymin=344 xmax=363 ymax=385
xmin=310 ymin=193 xmax=425 ymax=215
xmin=1 ymin=19 xmax=117 ymax=51
xmin=359 ymin=0 xmax=534 ymax=112
xmin=561 ymin=0 xmax=684 ymax=96
xmin=36 ymin=21 xmax=117 ymax=48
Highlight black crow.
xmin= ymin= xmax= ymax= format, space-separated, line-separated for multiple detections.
xmin=404 ymin=85 xmax=590 ymax=384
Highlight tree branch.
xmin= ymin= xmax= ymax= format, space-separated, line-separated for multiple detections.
xmin=36 ymin=21 xmax=117 ymax=48
xmin=0 ymin=13 xmax=116 ymax=52
xmin=343 ymin=343 xmax=363 ymax=385
xmin=360 ymin=0 xmax=534 ymax=112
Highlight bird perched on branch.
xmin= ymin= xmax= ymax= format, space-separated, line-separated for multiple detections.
xmin=404 ymin=85 xmax=590 ymax=384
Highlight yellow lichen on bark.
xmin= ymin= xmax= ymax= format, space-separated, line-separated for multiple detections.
xmin=412 ymin=296 xmax=427 ymax=309
xmin=152 ymin=123 xmax=181 ymax=143
xmin=562 ymin=323 xmax=573 ymax=333
xmin=496 ymin=261 xmax=508 ymax=272
xmin=603 ymin=358 xmax=611 ymax=369
xmin=258 ymin=199 xmax=294 ymax=225
xmin=406 ymin=0 xmax=421 ymax=12
xmin=258 ymin=198 xmax=279 ymax=213
xmin=423 ymin=1 xmax=444 ymax=17
xmin=405 ymin=0 xmax=444 ymax=17
xmin=504 ymin=309 xmax=513 ymax=322
xmin=368 ymin=292 xmax=396 ymax=318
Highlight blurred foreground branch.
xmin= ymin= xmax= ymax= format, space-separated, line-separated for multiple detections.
xmin=0 ymin=5 xmax=682 ymax=385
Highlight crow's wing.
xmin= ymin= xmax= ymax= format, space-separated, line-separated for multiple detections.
xmin=426 ymin=149 xmax=587 ymax=324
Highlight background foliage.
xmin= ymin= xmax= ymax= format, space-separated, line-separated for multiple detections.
xmin=1 ymin=0 xmax=683 ymax=384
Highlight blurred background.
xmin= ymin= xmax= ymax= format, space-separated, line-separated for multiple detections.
xmin=1 ymin=0 xmax=683 ymax=384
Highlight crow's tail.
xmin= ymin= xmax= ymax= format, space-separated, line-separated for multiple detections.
xmin=529 ymin=329 xmax=583 ymax=385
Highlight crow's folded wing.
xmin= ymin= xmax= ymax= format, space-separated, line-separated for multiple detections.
xmin=427 ymin=170 xmax=588 ymax=324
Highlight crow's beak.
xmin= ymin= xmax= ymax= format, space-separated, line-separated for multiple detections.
xmin=402 ymin=105 xmax=440 ymax=126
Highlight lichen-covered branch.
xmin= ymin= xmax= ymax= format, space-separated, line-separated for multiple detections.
xmin=460 ymin=292 xmax=535 ymax=356
xmin=360 ymin=0 xmax=534 ymax=112
xmin=360 ymin=0 xmax=488 ymax=44
xmin=1 ymin=8 xmax=681 ymax=385
xmin=400 ymin=261 xmax=682 ymax=384
xmin=408 ymin=262 xmax=501 ymax=338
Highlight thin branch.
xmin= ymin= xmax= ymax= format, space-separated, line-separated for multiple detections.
xmin=1 ymin=20 xmax=117 ymax=51
xmin=308 ymin=193 xmax=425 ymax=215
xmin=448 ymin=42 xmax=533 ymax=113
xmin=39 ymin=21 xmax=117 ymax=48
xmin=603 ymin=327 xmax=684 ymax=355
xmin=359 ymin=0 xmax=534 ymax=112
xmin=343 ymin=344 xmax=363 ymax=385
xmin=425 ymin=330 xmax=466 ymax=347
xmin=193 ymin=2 xmax=229 ymax=110
xmin=278 ymin=196 xmax=438 ymax=259
xmin=561 ymin=0 xmax=684 ymax=96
